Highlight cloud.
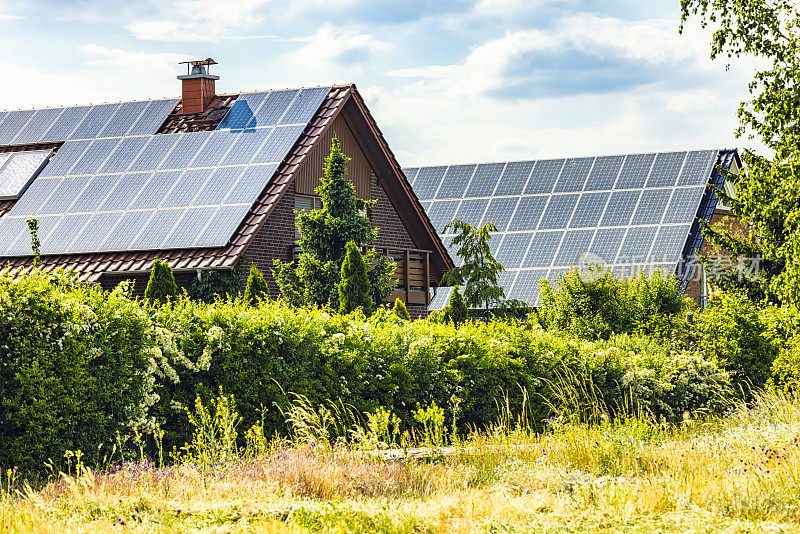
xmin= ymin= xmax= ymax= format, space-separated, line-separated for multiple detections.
xmin=289 ymin=25 xmax=392 ymax=75
xmin=389 ymin=14 xmax=710 ymax=99
xmin=123 ymin=0 xmax=273 ymax=41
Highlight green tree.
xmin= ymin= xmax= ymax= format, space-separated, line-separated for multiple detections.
xmin=392 ymin=297 xmax=411 ymax=321
xmin=442 ymin=220 xmax=505 ymax=312
xmin=144 ymin=259 xmax=178 ymax=306
xmin=339 ymin=241 xmax=373 ymax=314
xmin=273 ymin=136 xmax=395 ymax=312
xmin=26 ymin=217 xmax=41 ymax=268
xmin=681 ymin=0 xmax=800 ymax=307
xmin=243 ymin=264 xmax=269 ymax=306
xmin=444 ymin=285 xmax=469 ymax=326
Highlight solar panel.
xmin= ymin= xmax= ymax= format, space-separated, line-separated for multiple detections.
xmin=483 ymin=196 xmax=519 ymax=231
xmin=127 ymin=99 xmax=178 ymax=136
xmin=539 ymin=193 xmax=579 ymax=229
xmin=65 ymin=212 xmax=121 ymax=253
xmin=465 ymin=163 xmax=503 ymax=197
xmin=509 ymin=269 xmax=548 ymax=304
xmin=554 ymin=229 xmax=594 ymax=267
xmin=651 ymin=225 xmax=691 ymax=263
xmin=0 ymin=110 xmax=36 ymax=145
xmin=96 ymin=101 xmax=149 ymax=138
xmin=615 ymin=153 xmax=654 ymax=189
xmin=588 ymin=227 xmax=626 ymax=265
xmin=195 ymin=204 xmax=252 ymax=247
xmin=495 ymin=161 xmax=531 ymax=196
xmin=524 ymin=231 xmax=563 ymax=269
xmin=194 ymin=166 xmax=246 ymax=205
xmin=69 ymin=174 xmax=122 ymax=213
xmin=98 ymin=173 xmax=149 ymax=211
xmin=677 ymin=150 xmax=717 ymax=186
xmin=250 ymin=124 xmax=305 ymax=164
xmin=524 ymin=159 xmax=563 ymax=194
xmin=251 ymin=90 xmax=299 ymax=126
xmin=39 ymin=213 xmax=90 ymax=254
xmin=412 ymin=166 xmax=446 ymax=200
xmin=569 ymin=192 xmax=609 ymax=228
xmin=97 ymin=210 xmax=152 ymax=252
xmin=280 ymin=87 xmax=330 ymax=125
xmin=129 ymin=134 xmax=181 ymax=172
xmin=69 ymin=138 xmax=121 ymax=175
xmin=454 ymin=198 xmax=489 ymax=225
xmin=220 ymin=128 xmax=273 ymax=166
xmin=130 ymin=170 xmax=182 ymax=210
xmin=159 ymin=131 xmax=211 ymax=170
xmin=161 ymin=168 xmax=213 ymax=208
xmin=600 ymin=190 xmax=640 ymax=227
xmin=617 ymin=226 xmax=658 ymax=264
xmin=646 ymin=151 xmax=686 ymax=188
xmin=496 ymin=232 xmax=533 ymax=269
xmin=584 ymin=155 xmax=623 ymax=191
xmin=130 ymin=209 xmax=184 ymax=250
xmin=631 ymin=188 xmax=672 ymax=225
xmin=436 ymin=164 xmax=474 ymax=199
xmin=663 ymin=187 xmax=705 ymax=224
xmin=508 ymin=196 xmax=547 ymax=232
xmin=42 ymin=106 xmax=90 ymax=141
xmin=69 ymin=103 xmax=120 ymax=140
xmin=12 ymin=108 xmax=63 ymax=145
xmin=39 ymin=176 xmax=90 ymax=214
xmin=428 ymin=200 xmax=460 ymax=233
xmin=218 ymin=92 xmax=270 ymax=130
xmin=554 ymin=157 xmax=593 ymax=193
xmin=223 ymin=164 xmax=279 ymax=204
xmin=98 ymin=136 xmax=150 ymax=173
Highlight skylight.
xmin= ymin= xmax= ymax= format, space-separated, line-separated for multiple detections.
xmin=0 ymin=150 xmax=51 ymax=200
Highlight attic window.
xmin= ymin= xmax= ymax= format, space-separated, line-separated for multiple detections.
xmin=0 ymin=149 xmax=51 ymax=200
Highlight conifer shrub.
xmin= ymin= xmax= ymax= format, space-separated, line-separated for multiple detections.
xmin=338 ymin=241 xmax=373 ymax=315
xmin=392 ymin=297 xmax=411 ymax=321
xmin=444 ymin=286 xmax=469 ymax=326
xmin=144 ymin=259 xmax=178 ymax=306
xmin=243 ymin=264 xmax=269 ymax=306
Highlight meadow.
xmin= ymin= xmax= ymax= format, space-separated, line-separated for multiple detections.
xmin=3 ymin=390 xmax=800 ymax=533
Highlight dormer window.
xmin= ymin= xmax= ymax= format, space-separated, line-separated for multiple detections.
xmin=0 ymin=150 xmax=52 ymax=200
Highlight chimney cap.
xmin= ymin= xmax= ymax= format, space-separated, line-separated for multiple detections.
xmin=177 ymin=58 xmax=220 ymax=80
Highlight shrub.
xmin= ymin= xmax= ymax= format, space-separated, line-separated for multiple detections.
xmin=444 ymin=286 xmax=469 ymax=326
xmin=243 ymin=264 xmax=269 ymax=305
xmin=0 ymin=270 xmax=157 ymax=471
xmin=694 ymin=292 xmax=779 ymax=394
xmin=144 ymin=259 xmax=177 ymax=306
xmin=538 ymin=267 xmax=690 ymax=340
xmin=392 ymin=298 xmax=411 ymax=321
xmin=339 ymin=241 xmax=373 ymax=315
xmin=189 ymin=267 xmax=241 ymax=303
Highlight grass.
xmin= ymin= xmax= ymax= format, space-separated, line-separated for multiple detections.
xmin=3 ymin=390 xmax=800 ymax=533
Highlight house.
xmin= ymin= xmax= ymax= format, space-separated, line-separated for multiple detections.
xmin=0 ymin=59 xmax=453 ymax=318
xmin=404 ymin=149 xmax=741 ymax=309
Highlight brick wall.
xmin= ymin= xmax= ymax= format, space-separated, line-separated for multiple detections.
xmin=685 ymin=208 xmax=748 ymax=306
xmin=370 ymin=172 xmax=417 ymax=250
xmin=244 ymin=181 xmax=298 ymax=297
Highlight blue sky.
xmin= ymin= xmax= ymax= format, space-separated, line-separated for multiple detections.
xmin=0 ymin=0 xmax=758 ymax=165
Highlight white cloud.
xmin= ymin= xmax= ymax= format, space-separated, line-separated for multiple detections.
xmin=289 ymin=24 xmax=392 ymax=75
xmin=124 ymin=0 xmax=273 ymax=41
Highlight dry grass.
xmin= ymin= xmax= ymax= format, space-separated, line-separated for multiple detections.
xmin=4 ymin=391 xmax=800 ymax=533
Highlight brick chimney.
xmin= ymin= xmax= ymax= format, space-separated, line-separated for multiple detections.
xmin=177 ymin=58 xmax=219 ymax=114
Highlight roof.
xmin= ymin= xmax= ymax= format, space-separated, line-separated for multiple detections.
xmin=0 ymin=85 xmax=453 ymax=282
xmin=404 ymin=149 xmax=740 ymax=308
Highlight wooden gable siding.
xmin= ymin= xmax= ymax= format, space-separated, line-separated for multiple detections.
xmin=294 ymin=114 xmax=371 ymax=200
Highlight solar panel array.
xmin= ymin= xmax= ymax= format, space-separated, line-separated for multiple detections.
xmin=0 ymin=87 xmax=331 ymax=257
xmin=405 ymin=150 xmax=720 ymax=308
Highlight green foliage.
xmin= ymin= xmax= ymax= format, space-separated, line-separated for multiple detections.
xmin=273 ymin=137 xmax=394 ymax=311
xmin=681 ymin=0 xmax=800 ymax=307
xmin=442 ymin=220 xmax=505 ymax=311
xmin=189 ymin=266 xmax=241 ymax=303
xmin=339 ymin=241 xmax=373 ymax=314
xmin=243 ymin=264 xmax=269 ymax=306
xmin=0 ymin=270 xmax=156 ymax=472
xmin=25 ymin=217 xmax=40 ymax=268
xmin=695 ymin=292 xmax=780 ymax=394
xmin=538 ymin=267 xmax=691 ymax=341
xmin=144 ymin=259 xmax=178 ymax=306
xmin=444 ymin=285 xmax=469 ymax=326
xmin=184 ymin=388 xmax=240 ymax=466
xmin=392 ymin=298 xmax=411 ymax=321
xmin=412 ymin=402 xmax=446 ymax=448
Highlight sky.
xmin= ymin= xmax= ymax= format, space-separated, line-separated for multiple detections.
xmin=0 ymin=0 xmax=761 ymax=166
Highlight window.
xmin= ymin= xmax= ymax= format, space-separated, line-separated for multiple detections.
xmin=0 ymin=150 xmax=52 ymax=200
xmin=295 ymin=195 xmax=323 ymax=238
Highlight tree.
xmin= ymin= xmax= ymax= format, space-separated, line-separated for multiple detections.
xmin=26 ymin=218 xmax=41 ymax=268
xmin=444 ymin=285 xmax=469 ymax=326
xmin=441 ymin=220 xmax=505 ymax=312
xmin=681 ymin=0 xmax=800 ymax=307
xmin=243 ymin=263 xmax=269 ymax=306
xmin=338 ymin=241 xmax=373 ymax=314
xmin=392 ymin=297 xmax=411 ymax=321
xmin=273 ymin=136 xmax=395 ymax=313
xmin=145 ymin=259 xmax=178 ymax=306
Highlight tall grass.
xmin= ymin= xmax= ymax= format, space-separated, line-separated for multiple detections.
xmin=4 ymin=390 xmax=800 ymax=532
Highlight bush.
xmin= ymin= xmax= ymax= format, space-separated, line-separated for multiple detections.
xmin=444 ymin=285 xmax=469 ymax=326
xmin=145 ymin=259 xmax=178 ymax=306
xmin=243 ymin=264 xmax=268 ymax=305
xmin=339 ymin=241 xmax=373 ymax=315
xmin=694 ymin=292 xmax=779 ymax=394
xmin=392 ymin=298 xmax=410 ymax=321
xmin=538 ymin=267 xmax=691 ymax=340
xmin=0 ymin=270 xmax=157 ymax=472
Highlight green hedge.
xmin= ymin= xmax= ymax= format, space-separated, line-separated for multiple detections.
xmin=2 ymin=270 xmax=737 ymax=470
xmin=0 ymin=271 xmax=156 ymax=471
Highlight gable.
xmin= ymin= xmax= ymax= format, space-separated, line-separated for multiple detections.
xmin=295 ymin=114 xmax=372 ymax=200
